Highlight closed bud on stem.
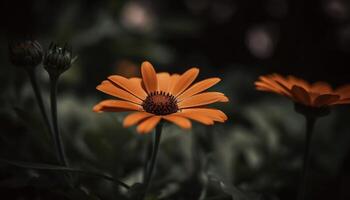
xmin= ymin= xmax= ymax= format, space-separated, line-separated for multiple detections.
xmin=43 ymin=43 xmax=76 ymax=77
xmin=9 ymin=39 xmax=43 ymax=69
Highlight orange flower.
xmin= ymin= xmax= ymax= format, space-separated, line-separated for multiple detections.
xmin=94 ymin=61 xmax=228 ymax=134
xmin=255 ymin=73 xmax=350 ymax=107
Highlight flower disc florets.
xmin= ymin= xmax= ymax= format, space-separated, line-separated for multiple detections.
xmin=9 ymin=39 xmax=43 ymax=69
xmin=142 ymin=91 xmax=179 ymax=115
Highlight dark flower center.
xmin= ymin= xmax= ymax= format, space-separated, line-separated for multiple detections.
xmin=142 ymin=91 xmax=178 ymax=115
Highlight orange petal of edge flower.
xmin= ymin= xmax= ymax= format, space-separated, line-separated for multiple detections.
xmin=271 ymin=74 xmax=292 ymax=89
xmin=171 ymin=68 xmax=199 ymax=97
xmin=162 ymin=115 xmax=192 ymax=129
xmin=259 ymin=76 xmax=291 ymax=96
xmin=97 ymin=81 xmax=143 ymax=105
xmin=93 ymin=100 xmax=142 ymax=112
xmin=136 ymin=116 xmax=161 ymax=134
xmin=291 ymin=86 xmax=311 ymax=105
xmin=177 ymin=77 xmax=221 ymax=101
xmin=332 ymin=98 xmax=350 ymax=105
xmin=123 ymin=112 xmax=154 ymax=127
xmin=255 ymin=82 xmax=281 ymax=93
xmin=311 ymin=82 xmax=333 ymax=94
xmin=313 ymin=94 xmax=340 ymax=107
xmin=178 ymin=92 xmax=226 ymax=109
xmin=108 ymin=75 xmax=147 ymax=100
xmin=288 ymin=76 xmax=311 ymax=91
xmin=141 ymin=61 xmax=158 ymax=94
xmin=335 ymin=85 xmax=350 ymax=98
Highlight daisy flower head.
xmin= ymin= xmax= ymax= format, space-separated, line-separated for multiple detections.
xmin=255 ymin=73 xmax=350 ymax=116
xmin=94 ymin=61 xmax=228 ymax=134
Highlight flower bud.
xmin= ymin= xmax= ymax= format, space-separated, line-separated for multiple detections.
xmin=9 ymin=39 xmax=43 ymax=69
xmin=43 ymin=43 xmax=76 ymax=77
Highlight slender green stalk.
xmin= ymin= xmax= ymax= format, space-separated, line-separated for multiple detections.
xmin=297 ymin=116 xmax=316 ymax=200
xmin=49 ymin=75 xmax=68 ymax=167
xmin=143 ymin=122 xmax=163 ymax=198
xmin=143 ymin=137 xmax=153 ymax=183
xmin=27 ymin=69 xmax=54 ymax=142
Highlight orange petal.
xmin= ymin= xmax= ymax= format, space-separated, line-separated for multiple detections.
xmin=311 ymin=82 xmax=333 ymax=94
xmin=271 ymin=74 xmax=294 ymax=96
xmin=141 ymin=61 xmax=158 ymax=94
xmin=162 ymin=115 xmax=192 ymax=129
xmin=259 ymin=75 xmax=291 ymax=96
xmin=271 ymin=73 xmax=292 ymax=89
xmin=129 ymin=77 xmax=143 ymax=84
xmin=218 ymin=95 xmax=229 ymax=102
xmin=167 ymin=74 xmax=180 ymax=93
xmin=97 ymin=81 xmax=143 ymax=104
xmin=174 ymin=112 xmax=214 ymax=125
xmin=308 ymin=92 xmax=320 ymax=102
xmin=93 ymin=107 xmax=133 ymax=113
xmin=291 ymin=86 xmax=311 ymax=105
xmin=171 ymin=68 xmax=199 ymax=96
xmin=177 ymin=78 xmax=221 ymax=101
xmin=123 ymin=112 xmax=153 ymax=127
xmin=255 ymin=81 xmax=292 ymax=97
xmin=178 ymin=92 xmax=227 ymax=108
xmin=287 ymin=76 xmax=311 ymax=91
xmin=129 ymin=77 xmax=148 ymax=95
xmin=258 ymin=76 xmax=280 ymax=89
xmin=256 ymin=86 xmax=274 ymax=92
xmin=335 ymin=84 xmax=350 ymax=98
xmin=157 ymin=72 xmax=170 ymax=92
xmin=93 ymin=100 xmax=142 ymax=112
xmin=108 ymin=75 xmax=147 ymax=100
xmin=136 ymin=116 xmax=161 ymax=134
xmin=313 ymin=94 xmax=339 ymax=107
xmin=255 ymin=82 xmax=281 ymax=93
xmin=332 ymin=98 xmax=350 ymax=105
xmin=181 ymin=108 xmax=227 ymax=122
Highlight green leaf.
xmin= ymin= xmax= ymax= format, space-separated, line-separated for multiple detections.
xmin=0 ymin=158 xmax=130 ymax=190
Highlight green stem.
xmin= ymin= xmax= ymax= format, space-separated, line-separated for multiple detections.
xmin=143 ymin=137 xmax=153 ymax=183
xmin=297 ymin=116 xmax=316 ymax=200
xmin=143 ymin=122 xmax=163 ymax=198
xmin=49 ymin=75 xmax=68 ymax=167
xmin=27 ymin=69 xmax=54 ymax=144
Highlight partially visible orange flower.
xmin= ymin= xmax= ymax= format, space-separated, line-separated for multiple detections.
xmin=255 ymin=73 xmax=350 ymax=107
xmin=113 ymin=60 xmax=140 ymax=78
xmin=94 ymin=61 xmax=228 ymax=134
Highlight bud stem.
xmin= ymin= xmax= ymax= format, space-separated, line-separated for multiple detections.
xmin=27 ymin=69 xmax=55 ymax=149
xmin=49 ymin=75 xmax=68 ymax=167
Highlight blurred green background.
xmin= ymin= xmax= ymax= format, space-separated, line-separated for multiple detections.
xmin=1 ymin=0 xmax=350 ymax=199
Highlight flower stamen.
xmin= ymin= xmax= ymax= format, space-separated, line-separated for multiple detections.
xmin=142 ymin=91 xmax=178 ymax=115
